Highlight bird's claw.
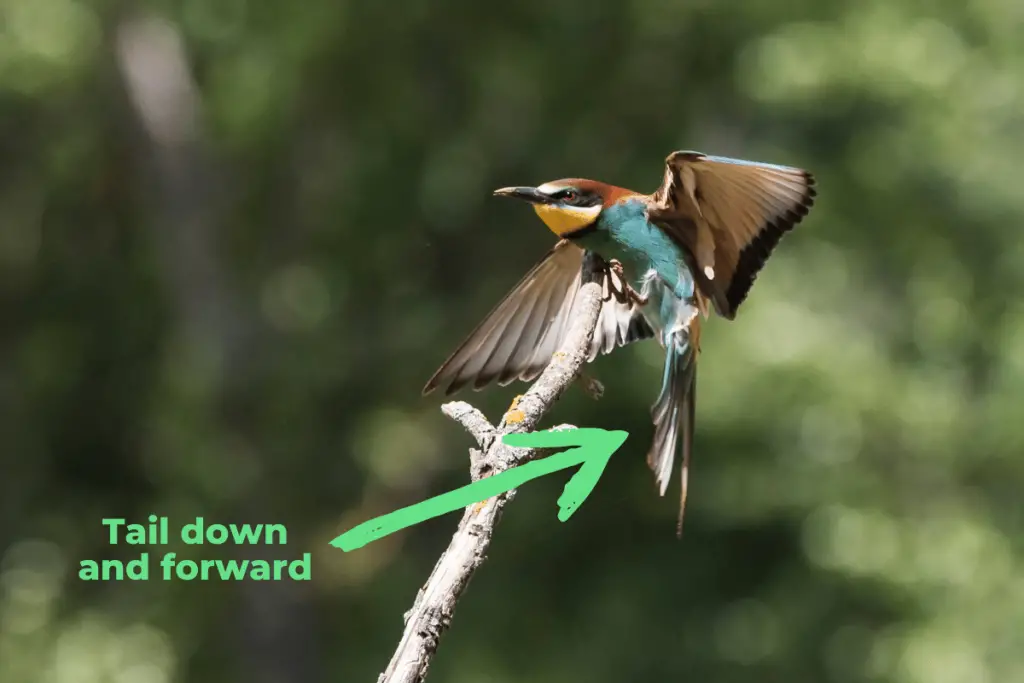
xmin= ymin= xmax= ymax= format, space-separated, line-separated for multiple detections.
xmin=604 ymin=259 xmax=648 ymax=307
xmin=626 ymin=285 xmax=649 ymax=307
xmin=577 ymin=372 xmax=605 ymax=400
xmin=603 ymin=260 xmax=624 ymax=303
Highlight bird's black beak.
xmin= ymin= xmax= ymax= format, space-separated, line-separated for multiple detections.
xmin=493 ymin=186 xmax=549 ymax=204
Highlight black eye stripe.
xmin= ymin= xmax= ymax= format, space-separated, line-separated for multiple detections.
xmin=553 ymin=189 xmax=600 ymax=207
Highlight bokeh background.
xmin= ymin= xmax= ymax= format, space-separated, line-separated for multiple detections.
xmin=3 ymin=0 xmax=1023 ymax=681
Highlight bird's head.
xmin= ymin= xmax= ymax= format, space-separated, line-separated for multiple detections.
xmin=493 ymin=179 xmax=629 ymax=238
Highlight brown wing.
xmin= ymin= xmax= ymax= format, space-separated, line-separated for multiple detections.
xmin=647 ymin=150 xmax=817 ymax=319
xmin=422 ymin=240 xmax=654 ymax=396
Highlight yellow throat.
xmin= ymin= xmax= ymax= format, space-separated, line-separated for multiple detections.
xmin=531 ymin=203 xmax=601 ymax=237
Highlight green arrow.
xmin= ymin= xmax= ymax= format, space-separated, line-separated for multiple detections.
xmin=331 ymin=427 xmax=628 ymax=552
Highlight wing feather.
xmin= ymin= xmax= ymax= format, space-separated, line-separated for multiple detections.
xmin=647 ymin=151 xmax=816 ymax=319
xmin=423 ymin=240 xmax=654 ymax=396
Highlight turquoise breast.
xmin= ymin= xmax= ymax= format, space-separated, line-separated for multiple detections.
xmin=576 ymin=198 xmax=694 ymax=301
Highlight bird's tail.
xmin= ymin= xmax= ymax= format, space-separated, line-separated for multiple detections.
xmin=646 ymin=312 xmax=701 ymax=537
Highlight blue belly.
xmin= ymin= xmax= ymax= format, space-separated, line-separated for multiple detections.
xmin=574 ymin=199 xmax=697 ymax=342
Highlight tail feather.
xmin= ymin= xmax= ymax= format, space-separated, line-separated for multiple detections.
xmin=646 ymin=317 xmax=700 ymax=536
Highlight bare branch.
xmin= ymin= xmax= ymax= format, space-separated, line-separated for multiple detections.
xmin=440 ymin=401 xmax=496 ymax=450
xmin=378 ymin=253 xmax=607 ymax=683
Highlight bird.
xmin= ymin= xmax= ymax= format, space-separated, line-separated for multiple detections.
xmin=423 ymin=150 xmax=817 ymax=532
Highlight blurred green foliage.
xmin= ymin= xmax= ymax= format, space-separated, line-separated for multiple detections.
xmin=2 ymin=0 xmax=1023 ymax=681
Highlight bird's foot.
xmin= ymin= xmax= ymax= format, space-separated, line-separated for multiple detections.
xmin=603 ymin=259 xmax=625 ymax=302
xmin=607 ymin=259 xmax=648 ymax=306
xmin=625 ymin=283 xmax=648 ymax=307
xmin=577 ymin=371 xmax=605 ymax=400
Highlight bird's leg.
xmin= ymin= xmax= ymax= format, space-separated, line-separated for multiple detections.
xmin=607 ymin=259 xmax=649 ymax=306
xmin=602 ymin=261 xmax=626 ymax=303
xmin=576 ymin=369 xmax=605 ymax=400
xmin=625 ymin=283 xmax=649 ymax=306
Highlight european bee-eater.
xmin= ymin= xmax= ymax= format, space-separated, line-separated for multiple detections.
xmin=424 ymin=151 xmax=817 ymax=530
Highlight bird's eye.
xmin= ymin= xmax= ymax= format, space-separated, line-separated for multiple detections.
xmin=562 ymin=190 xmax=577 ymax=202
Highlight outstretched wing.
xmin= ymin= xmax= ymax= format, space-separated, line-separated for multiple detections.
xmin=423 ymin=240 xmax=654 ymax=396
xmin=647 ymin=150 xmax=816 ymax=319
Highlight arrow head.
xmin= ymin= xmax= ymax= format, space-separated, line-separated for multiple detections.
xmin=503 ymin=428 xmax=628 ymax=522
